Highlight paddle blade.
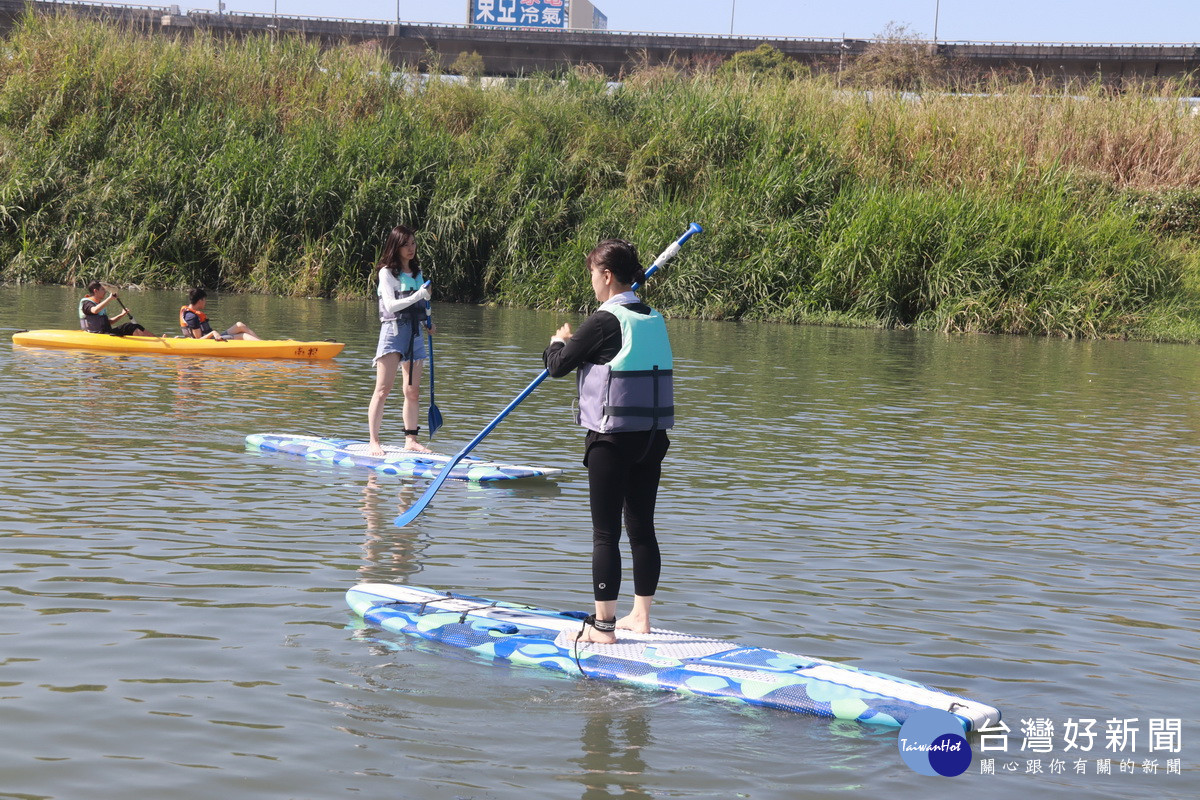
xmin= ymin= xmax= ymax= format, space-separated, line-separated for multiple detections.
xmin=424 ymin=326 xmax=441 ymax=438
xmin=428 ymin=402 xmax=443 ymax=438
xmin=395 ymin=370 xmax=552 ymax=527
xmin=394 ymin=465 xmax=457 ymax=526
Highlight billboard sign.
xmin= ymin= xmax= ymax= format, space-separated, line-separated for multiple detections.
xmin=471 ymin=0 xmax=568 ymax=30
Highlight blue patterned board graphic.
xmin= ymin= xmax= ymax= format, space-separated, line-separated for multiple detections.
xmin=245 ymin=433 xmax=562 ymax=482
xmin=346 ymin=583 xmax=1002 ymax=731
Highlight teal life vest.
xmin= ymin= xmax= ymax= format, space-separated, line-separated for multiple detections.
xmin=78 ymin=297 xmax=109 ymax=333
xmin=378 ymin=269 xmax=427 ymax=328
xmin=576 ymin=303 xmax=675 ymax=433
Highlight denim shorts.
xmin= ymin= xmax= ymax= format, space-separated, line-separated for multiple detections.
xmin=373 ymin=320 xmax=427 ymax=364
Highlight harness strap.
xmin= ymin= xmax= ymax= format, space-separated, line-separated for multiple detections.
xmin=633 ymin=365 xmax=663 ymax=463
xmin=405 ymin=320 xmax=419 ymax=383
xmin=584 ymin=614 xmax=616 ymax=632
xmin=571 ymin=615 xmax=618 ymax=678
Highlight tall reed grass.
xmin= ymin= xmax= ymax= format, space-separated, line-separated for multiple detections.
xmin=1 ymin=15 xmax=1198 ymax=338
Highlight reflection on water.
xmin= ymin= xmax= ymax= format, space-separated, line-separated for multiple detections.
xmin=1 ymin=284 xmax=1197 ymax=799
xmin=575 ymin=710 xmax=653 ymax=800
xmin=358 ymin=474 xmax=425 ymax=585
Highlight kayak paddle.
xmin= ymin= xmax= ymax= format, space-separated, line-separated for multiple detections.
xmin=395 ymin=222 xmax=702 ymax=527
xmin=113 ymin=296 xmax=137 ymax=325
xmin=113 ymin=294 xmax=172 ymax=339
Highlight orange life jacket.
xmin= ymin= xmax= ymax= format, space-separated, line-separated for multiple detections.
xmin=179 ymin=305 xmax=208 ymax=332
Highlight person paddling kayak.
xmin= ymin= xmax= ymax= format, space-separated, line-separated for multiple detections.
xmin=543 ymin=239 xmax=674 ymax=644
xmin=79 ymin=282 xmax=154 ymax=337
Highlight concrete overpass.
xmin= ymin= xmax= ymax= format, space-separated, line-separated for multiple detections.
xmin=2 ymin=0 xmax=1199 ymax=81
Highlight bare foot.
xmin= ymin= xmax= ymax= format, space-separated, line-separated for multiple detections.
xmin=403 ymin=438 xmax=433 ymax=454
xmin=576 ymin=625 xmax=617 ymax=645
xmin=616 ymin=614 xmax=650 ymax=634
xmin=367 ymin=442 xmax=386 ymax=457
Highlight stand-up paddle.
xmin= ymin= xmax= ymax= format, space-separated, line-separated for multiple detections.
xmin=395 ymin=222 xmax=702 ymax=527
xmin=424 ymin=299 xmax=443 ymax=438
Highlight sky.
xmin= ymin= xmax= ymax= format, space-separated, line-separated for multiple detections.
xmin=194 ymin=0 xmax=1200 ymax=44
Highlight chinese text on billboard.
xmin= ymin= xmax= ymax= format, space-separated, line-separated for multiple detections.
xmin=472 ymin=0 xmax=567 ymax=30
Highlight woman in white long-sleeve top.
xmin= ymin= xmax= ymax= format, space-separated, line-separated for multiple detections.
xmin=368 ymin=225 xmax=434 ymax=455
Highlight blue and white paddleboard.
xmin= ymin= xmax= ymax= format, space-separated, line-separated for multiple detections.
xmin=246 ymin=433 xmax=562 ymax=482
xmin=346 ymin=583 xmax=1001 ymax=731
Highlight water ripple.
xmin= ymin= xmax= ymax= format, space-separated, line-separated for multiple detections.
xmin=1 ymin=287 xmax=1196 ymax=798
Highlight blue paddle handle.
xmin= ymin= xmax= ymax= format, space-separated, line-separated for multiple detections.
xmin=632 ymin=222 xmax=701 ymax=290
xmin=395 ymin=222 xmax=702 ymax=528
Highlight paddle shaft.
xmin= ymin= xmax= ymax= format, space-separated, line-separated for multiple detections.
xmin=424 ymin=296 xmax=444 ymax=437
xmin=113 ymin=296 xmax=136 ymax=324
xmin=110 ymin=294 xmax=163 ymax=337
xmin=111 ymin=294 xmax=178 ymax=339
xmin=395 ymin=222 xmax=702 ymax=527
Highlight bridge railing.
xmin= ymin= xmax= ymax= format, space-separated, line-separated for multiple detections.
xmin=41 ymin=0 xmax=172 ymax=11
xmin=186 ymin=9 xmax=394 ymax=25
xmin=32 ymin=1 xmax=1200 ymax=50
xmin=943 ymin=39 xmax=1200 ymax=49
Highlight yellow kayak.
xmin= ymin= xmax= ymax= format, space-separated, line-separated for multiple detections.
xmin=12 ymin=329 xmax=345 ymax=360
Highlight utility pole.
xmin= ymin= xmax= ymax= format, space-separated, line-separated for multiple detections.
xmin=838 ymin=33 xmax=846 ymax=85
xmin=729 ymin=0 xmax=736 ymax=35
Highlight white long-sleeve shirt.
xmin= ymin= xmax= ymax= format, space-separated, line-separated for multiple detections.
xmin=378 ymin=267 xmax=426 ymax=317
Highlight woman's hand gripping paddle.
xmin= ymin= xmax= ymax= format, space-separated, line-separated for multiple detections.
xmin=394 ymin=222 xmax=702 ymax=527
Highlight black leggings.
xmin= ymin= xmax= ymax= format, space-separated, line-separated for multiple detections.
xmin=585 ymin=430 xmax=670 ymax=602
xmin=105 ymin=322 xmax=146 ymax=337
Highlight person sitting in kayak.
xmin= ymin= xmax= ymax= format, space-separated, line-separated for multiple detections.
xmin=79 ymin=282 xmax=154 ymax=337
xmin=180 ymin=288 xmax=260 ymax=341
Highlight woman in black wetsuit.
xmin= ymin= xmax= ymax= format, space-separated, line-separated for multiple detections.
xmin=543 ymin=240 xmax=674 ymax=644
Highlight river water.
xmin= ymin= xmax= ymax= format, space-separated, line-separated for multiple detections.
xmin=1 ymin=285 xmax=1196 ymax=799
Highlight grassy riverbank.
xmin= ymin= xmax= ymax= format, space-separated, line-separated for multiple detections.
xmin=3 ymin=16 xmax=1200 ymax=340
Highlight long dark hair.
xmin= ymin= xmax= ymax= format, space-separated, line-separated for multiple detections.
xmin=378 ymin=225 xmax=420 ymax=277
xmin=586 ymin=239 xmax=645 ymax=287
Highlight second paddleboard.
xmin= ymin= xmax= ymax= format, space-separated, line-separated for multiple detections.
xmin=246 ymin=433 xmax=562 ymax=482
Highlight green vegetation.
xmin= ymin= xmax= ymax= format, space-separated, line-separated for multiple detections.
xmin=717 ymin=43 xmax=807 ymax=81
xmin=2 ymin=16 xmax=1200 ymax=339
xmin=449 ymin=50 xmax=485 ymax=81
